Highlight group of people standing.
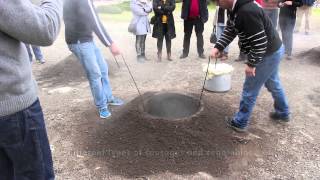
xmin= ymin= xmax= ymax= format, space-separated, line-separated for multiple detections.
xmin=0 ymin=0 xmax=317 ymax=179
xmin=129 ymin=0 xmax=209 ymax=63
xmin=129 ymin=0 xmax=315 ymax=62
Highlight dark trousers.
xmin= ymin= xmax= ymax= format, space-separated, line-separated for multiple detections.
xmin=157 ymin=25 xmax=171 ymax=54
xmin=279 ymin=16 xmax=296 ymax=56
xmin=264 ymin=9 xmax=279 ymax=29
xmin=182 ymin=18 xmax=204 ymax=56
xmin=135 ymin=35 xmax=147 ymax=57
xmin=0 ymin=100 xmax=55 ymax=180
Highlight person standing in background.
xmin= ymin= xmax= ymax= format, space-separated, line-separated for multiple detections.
xmin=180 ymin=0 xmax=209 ymax=59
xmin=213 ymin=5 xmax=230 ymax=60
xmin=278 ymin=0 xmax=303 ymax=60
xmin=152 ymin=0 xmax=176 ymax=62
xmin=294 ymin=0 xmax=315 ymax=34
xmin=130 ymin=0 xmax=153 ymax=63
xmin=25 ymin=44 xmax=45 ymax=64
xmin=262 ymin=0 xmax=280 ymax=27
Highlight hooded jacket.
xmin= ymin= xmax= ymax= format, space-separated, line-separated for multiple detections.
xmin=214 ymin=0 xmax=282 ymax=67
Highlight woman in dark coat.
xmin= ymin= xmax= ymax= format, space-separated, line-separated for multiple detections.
xmin=152 ymin=0 xmax=176 ymax=62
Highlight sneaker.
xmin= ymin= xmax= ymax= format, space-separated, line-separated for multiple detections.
xmin=269 ymin=112 xmax=290 ymax=122
xmin=37 ymin=59 xmax=46 ymax=64
xmin=199 ymin=54 xmax=206 ymax=59
xmin=285 ymin=55 xmax=292 ymax=60
xmin=226 ymin=117 xmax=247 ymax=133
xmin=99 ymin=107 xmax=111 ymax=119
xmin=179 ymin=53 xmax=188 ymax=59
xmin=108 ymin=97 xmax=124 ymax=106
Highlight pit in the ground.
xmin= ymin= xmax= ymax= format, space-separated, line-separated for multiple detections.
xmin=144 ymin=92 xmax=201 ymax=119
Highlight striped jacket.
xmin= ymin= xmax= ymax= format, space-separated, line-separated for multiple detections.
xmin=63 ymin=0 xmax=113 ymax=47
xmin=214 ymin=0 xmax=282 ymax=67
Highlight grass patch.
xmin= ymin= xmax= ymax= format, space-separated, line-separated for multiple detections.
xmin=97 ymin=1 xmax=216 ymax=22
xmin=313 ymin=8 xmax=320 ymax=16
xmin=96 ymin=1 xmax=130 ymax=14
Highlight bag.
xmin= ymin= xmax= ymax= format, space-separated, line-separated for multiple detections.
xmin=150 ymin=15 xmax=156 ymax=25
xmin=128 ymin=19 xmax=138 ymax=34
xmin=210 ymin=26 xmax=217 ymax=44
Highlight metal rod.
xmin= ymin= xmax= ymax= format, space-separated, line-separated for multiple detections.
xmin=112 ymin=55 xmax=121 ymax=68
xmin=215 ymin=56 xmax=218 ymax=69
xmin=199 ymin=56 xmax=212 ymax=105
xmin=119 ymin=54 xmax=145 ymax=110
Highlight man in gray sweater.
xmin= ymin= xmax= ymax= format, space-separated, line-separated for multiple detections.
xmin=0 ymin=0 xmax=62 ymax=179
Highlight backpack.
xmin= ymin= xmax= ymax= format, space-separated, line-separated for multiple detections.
xmin=302 ymin=0 xmax=315 ymax=6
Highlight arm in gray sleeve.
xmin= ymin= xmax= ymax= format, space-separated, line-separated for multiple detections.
xmin=87 ymin=0 xmax=113 ymax=47
xmin=0 ymin=0 xmax=62 ymax=46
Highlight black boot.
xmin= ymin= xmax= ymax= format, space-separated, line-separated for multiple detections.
xmin=141 ymin=35 xmax=149 ymax=61
xmin=157 ymin=52 xmax=162 ymax=62
xmin=135 ymin=36 xmax=144 ymax=63
xmin=167 ymin=52 xmax=172 ymax=61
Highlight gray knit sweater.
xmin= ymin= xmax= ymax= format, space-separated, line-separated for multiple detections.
xmin=0 ymin=0 xmax=62 ymax=117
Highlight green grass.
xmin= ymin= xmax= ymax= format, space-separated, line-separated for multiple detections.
xmin=97 ymin=1 xmax=320 ymax=22
xmin=313 ymin=8 xmax=320 ymax=16
xmin=97 ymin=1 xmax=217 ymax=22
xmin=96 ymin=2 xmax=130 ymax=14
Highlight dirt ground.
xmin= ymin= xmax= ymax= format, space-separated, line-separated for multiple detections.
xmin=31 ymin=12 xmax=320 ymax=180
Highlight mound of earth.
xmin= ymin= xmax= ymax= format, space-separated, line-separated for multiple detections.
xmin=78 ymin=92 xmax=263 ymax=178
xmin=297 ymin=46 xmax=320 ymax=64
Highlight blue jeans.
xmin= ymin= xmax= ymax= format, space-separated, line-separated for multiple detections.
xmin=279 ymin=16 xmax=296 ymax=56
xmin=233 ymin=45 xmax=290 ymax=128
xmin=264 ymin=9 xmax=279 ymax=29
xmin=0 ymin=100 xmax=54 ymax=180
xmin=68 ymin=41 xmax=113 ymax=109
xmin=216 ymin=24 xmax=229 ymax=53
xmin=25 ymin=44 xmax=43 ymax=62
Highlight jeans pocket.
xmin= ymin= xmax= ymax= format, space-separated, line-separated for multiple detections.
xmin=0 ymin=113 xmax=24 ymax=146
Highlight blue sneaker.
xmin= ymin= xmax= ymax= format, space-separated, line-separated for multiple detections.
xmin=108 ymin=97 xmax=124 ymax=106
xmin=99 ymin=107 xmax=111 ymax=119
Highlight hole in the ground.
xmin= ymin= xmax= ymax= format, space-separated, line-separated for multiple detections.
xmin=144 ymin=92 xmax=202 ymax=119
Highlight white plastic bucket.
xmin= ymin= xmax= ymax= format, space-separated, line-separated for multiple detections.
xmin=204 ymin=73 xmax=232 ymax=92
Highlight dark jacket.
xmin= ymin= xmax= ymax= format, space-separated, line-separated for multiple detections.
xmin=152 ymin=0 xmax=176 ymax=39
xmin=181 ymin=0 xmax=209 ymax=23
xmin=215 ymin=0 xmax=282 ymax=67
xmin=278 ymin=0 xmax=303 ymax=18
xmin=63 ymin=0 xmax=113 ymax=46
